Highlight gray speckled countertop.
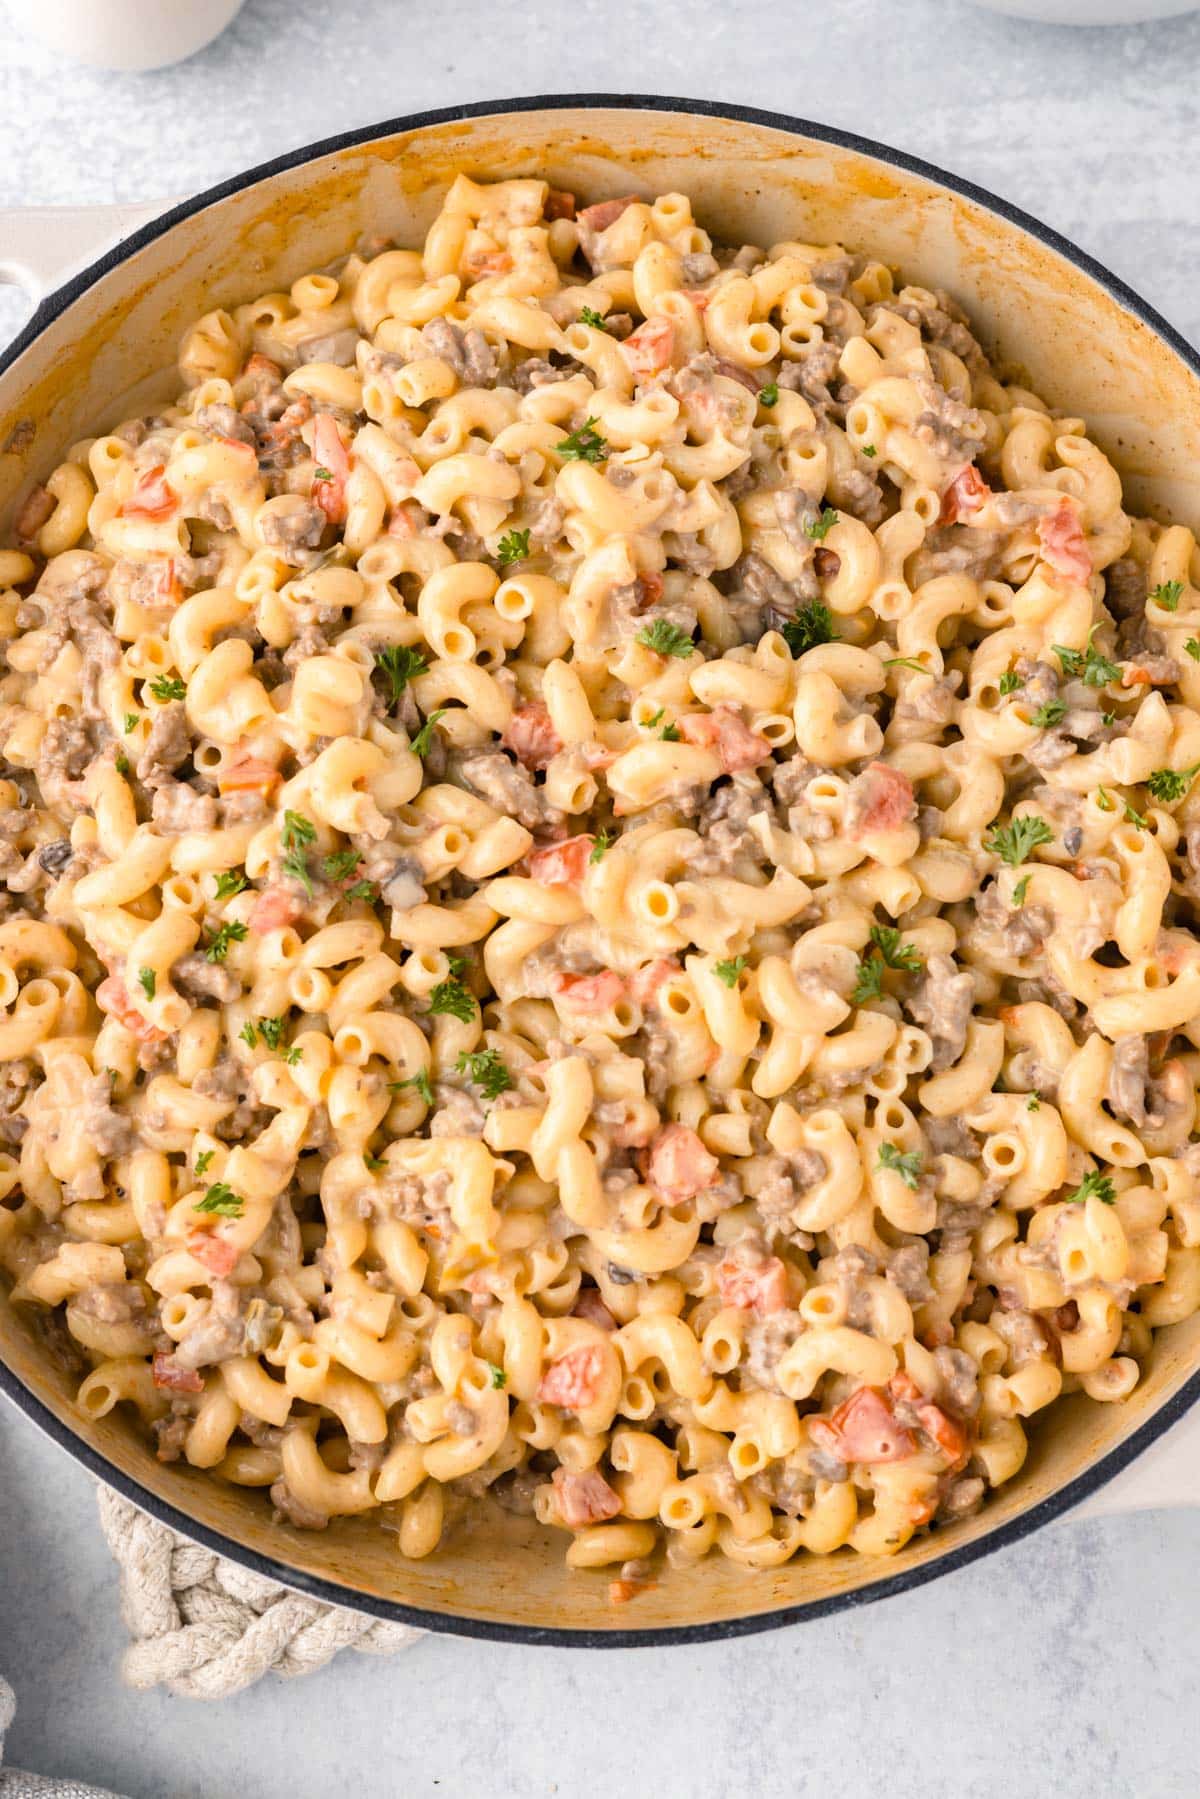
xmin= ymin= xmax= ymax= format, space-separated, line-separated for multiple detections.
xmin=3 ymin=3 xmax=1200 ymax=1795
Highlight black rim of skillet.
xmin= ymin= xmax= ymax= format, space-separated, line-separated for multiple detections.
xmin=3 ymin=94 xmax=1200 ymax=1647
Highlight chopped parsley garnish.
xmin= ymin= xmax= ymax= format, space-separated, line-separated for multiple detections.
xmin=364 ymin=1152 xmax=386 ymax=1172
xmin=428 ymin=978 xmax=476 ymax=1023
xmin=1146 ymin=761 xmax=1200 ymax=803
xmin=862 ymin=444 xmax=877 ymax=458
xmin=148 ymin=674 xmax=186 ymax=703
xmin=1053 ymin=627 xmax=1121 ymax=689
xmin=496 ymin=528 xmax=531 ymax=565
xmin=374 ymin=644 xmax=429 ymax=704
xmin=884 ymin=657 xmax=929 ymax=675
xmin=877 ymin=1142 xmax=922 ymax=1190
xmin=999 ymin=671 xmax=1022 ymax=696
xmin=715 ymin=956 xmax=747 ymax=988
xmin=590 ymin=830 xmax=612 ymax=864
xmin=137 ymin=967 xmax=156 ymax=1000
xmin=194 ymin=1149 xmax=214 ymax=1176
xmin=637 ymin=619 xmax=695 ymax=658
xmin=1187 ymin=639 xmax=1200 ymax=662
xmin=1096 ymin=786 xmax=1115 ymax=812
xmin=282 ymin=1045 xmax=302 ymax=1067
xmin=1031 ymin=698 xmax=1068 ymax=729
xmin=345 ymin=880 xmax=377 ymax=901
xmin=578 ymin=306 xmax=608 ymax=331
xmin=985 ymin=815 xmax=1053 ymax=867
xmin=115 ymin=751 xmax=130 ymax=776
xmin=313 ymin=466 xmax=333 ymax=482
xmin=409 ymin=707 xmax=448 ymax=758
xmin=257 ymin=1017 xmax=287 ymax=1050
xmin=1101 ymin=711 xmax=1117 ymax=727
xmin=123 ymin=712 xmax=138 ymax=734
xmin=456 ymin=1048 xmax=514 ymax=1100
xmin=445 ymin=953 xmax=467 ymax=977
xmin=205 ymin=920 xmax=247 ymax=963
xmin=1012 ymin=874 xmax=1031 ymax=907
xmin=239 ymin=1021 xmax=258 ymax=1048
xmin=214 ymin=869 xmax=248 ymax=900
xmin=1067 ymin=1169 xmax=1116 ymax=1206
xmin=804 ymin=506 xmax=838 ymax=541
xmin=1122 ymin=798 xmax=1149 ymax=831
xmin=391 ymin=1067 xmax=434 ymax=1106
xmin=555 ymin=418 xmax=608 ymax=463
xmin=489 ymin=1363 xmax=507 ymax=1389
xmin=781 ymin=599 xmax=838 ymax=658
xmin=661 ymin=722 xmax=681 ymax=740
xmin=195 ymin=1182 xmax=244 ymax=1218
xmin=1027 ymin=1092 xmax=1041 ymax=1112
xmin=281 ymin=810 xmax=316 ymax=897
xmin=1151 ymin=579 xmax=1183 ymax=612
xmin=758 ymin=381 xmax=779 ymax=408
xmin=852 ymin=925 xmax=922 ymax=1004
xmin=322 ymin=849 xmax=361 ymax=882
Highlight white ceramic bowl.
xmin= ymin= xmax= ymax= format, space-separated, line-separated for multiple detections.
xmin=972 ymin=0 xmax=1194 ymax=22
xmin=5 ymin=0 xmax=244 ymax=70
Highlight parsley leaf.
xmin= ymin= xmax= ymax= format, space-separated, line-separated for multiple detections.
xmin=313 ymin=466 xmax=333 ymax=482
xmin=852 ymin=926 xmax=922 ymax=1004
xmin=489 ymin=1363 xmax=507 ymax=1389
xmin=345 ymin=879 xmax=377 ymax=901
xmin=590 ymin=830 xmax=612 ymax=864
xmin=715 ymin=956 xmax=747 ymax=988
xmin=1101 ymin=711 xmax=1117 ymax=727
xmin=391 ymin=1067 xmax=434 ymax=1106
xmin=322 ymin=849 xmax=361 ymax=882
xmin=985 ymin=815 xmax=1053 ymax=867
xmin=999 ymin=671 xmax=1022 ymax=696
xmin=195 ymin=1182 xmax=244 ymax=1218
xmin=148 ymin=674 xmax=186 ymax=703
xmin=456 ymin=1048 xmax=514 ymax=1100
xmin=862 ymin=444 xmax=877 ymax=458
xmin=256 ymin=1015 xmax=287 ymax=1050
xmin=123 ymin=712 xmax=138 ymax=734
xmin=1067 ymin=1169 xmax=1116 ymax=1205
xmin=194 ymin=1149 xmax=214 ymax=1176
xmin=364 ymin=1152 xmax=386 ymax=1172
xmin=1146 ymin=761 xmax=1200 ymax=803
xmin=374 ymin=644 xmax=429 ymax=704
xmin=1031 ymin=698 xmax=1068 ymax=729
xmin=851 ymin=955 xmax=885 ymax=1005
xmin=1122 ymin=798 xmax=1149 ymax=831
xmin=555 ymin=418 xmax=608 ymax=463
xmin=205 ymin=920 xmax=248 ymax=963
xmin=1053 ymin=627 xmax=1121 ymax=689
xmin=884 ymin=656 xmax=929 ymax=675
xmin=214 ymin=869 xmax=248 ymax=900
xmin=428 ymin=978 xmax=476 ymax=1023
xmin=282 ymin=1045 xmax=302 ymax=1066
xmin=804 ymin=506 xmax=838 ymax=541
xmin=1012 ymin=873 xmax=1031 ymax=907
xmin=1187 ymin=639 xmax=1200 ymax=662
xmin=239 ymin=1020 xmax=258 ymax=1048
xmin=115 ymin=751 xmax=130 ymax=776
xmin=137 ymin=967 xmax=156 ymax=1000
xmin=282 ymin=811 xmax=316 ymax=851
xmin=409 ymin=707 xmax=447 ymax=758
xmin=661 ymin=722 xmax=681 ymax=741
xmin=1151 ymin=579 xmax=1184 ymax=612
xmin=497 ymin=528 xmax=531 ymax=565
xmin=637 ymin=619 xmax=695 ymax=658
xmin=578 ymin=306 xmax=608 ymax=330
xmin=781 ymin=599 xmax=838 ymax=658
xmin=758 ymin=381 xmax=779 ymax=408
xmin=877 ymin=1142 xmax=922 ymax=1190
xmin=1027 ymin=1092 xmax=1040 ymax=1112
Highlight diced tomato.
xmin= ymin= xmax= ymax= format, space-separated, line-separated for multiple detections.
xmin=15 ymin=484 xmax=54 ymax=544
xmin=123 ymin=466 xmax=177 ymax=521
xmin=552 ymin=1466 xmax=621 ymax=1527
xmin=529 ymin=834 xmax=593 ymax=888
xmin=647 ymin=1123 xmax=719 ymax=1201
xmin=939 ymin=463 xmax=991 ymax=525
xmin=551 ymin=970 xmax=626 ymax=1013
xmin=187 ymin=1231 xmax=240 ymax=1277
xmin=217 ymin=754 xmax=280 ymax=797
xmin=545 ymin=189 xmax=576 ymax=221
xmin=96 ymin=976 xmax=166 ymax=1044
xmin=463 ymin=247 xmax=512 ymax=280
xmin=716 ymin=1255 xmax=790 ymax=1315
xmin=310 ymin=413 xmax=350 ymax=524
xmin=577 ymin=196 xmax=637 ymax=234
xmin=502 ymin=702 xmax=562 ymax=771
xmin=1038 ymin=500 xmax=1092 ymax=585
xmin=266 ymin=395 xmax=311 ymax=448
xmin=249 ymin=886 xmax=305 ymax=933
xmin=539 ymin=1344 xmax=606 ymax=1412
xmin=636 ymin=571 xmax=664 ymax=607
xmin=149 ymin=559 xmax=182 ymax=605
xmin=387 ymin=498 xmax=424 ymax=537
xmin=152 ymin=1353 xmax=203 ymax=1394
xmin=609 ymin=1576 xmax=657 ymax=1604
xmin=679 ymin=704 xmax=772 ymax=774
xmin=243 ymin=353 xmax=282 ymax=385
xmin=573 ymin=1289 xmax=617 ymax=1332
xmin=888 ymin=1372 xmax=970 ymax=1466
xmin=627 ymin=958 xmax=680 ymax=1008
xmin=846 ymin=762 xmax=916 ymax=838
xmin=621 ymin=316 xmax=675 ymax=381
xmin=809 ymin=1387 xmax=914 ymax=1465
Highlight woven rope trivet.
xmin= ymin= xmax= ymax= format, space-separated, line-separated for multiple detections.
xmin=96 ymin=1486 xmax=424 ymax=1700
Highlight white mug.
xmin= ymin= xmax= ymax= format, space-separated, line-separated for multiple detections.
xmin=5 ymin=0 xmax=246 ymax=70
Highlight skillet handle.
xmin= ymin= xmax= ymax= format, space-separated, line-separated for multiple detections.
xmin=0 ymin=200 xmax=172 ymax=306
xmin=1068 ymin=1408 xmax=1200 ymax=1520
